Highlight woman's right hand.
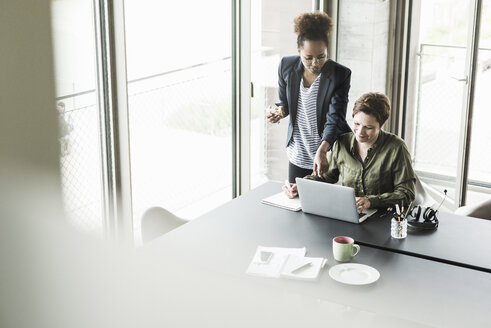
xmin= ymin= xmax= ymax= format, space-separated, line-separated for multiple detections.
xmin=283 ymin=181 xmax=298 ymax=199
xmin=266 ymin=105 xmax=284 ymax=123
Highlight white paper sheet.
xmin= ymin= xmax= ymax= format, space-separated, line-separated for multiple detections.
xmin=246 ymin=246 xmax=306 ymax=278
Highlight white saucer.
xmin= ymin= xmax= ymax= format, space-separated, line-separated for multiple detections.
xmin=329 ymin=263 xmax=380 ymax=285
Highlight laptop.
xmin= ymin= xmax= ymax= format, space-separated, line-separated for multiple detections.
xmin=295 ymin=178 xmax=377 ymax=224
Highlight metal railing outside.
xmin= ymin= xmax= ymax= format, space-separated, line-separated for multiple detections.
xmin=57 ymin=58 xmax=232 ymax=236
xmin=414 ymin=43 xmax=491 ymax=206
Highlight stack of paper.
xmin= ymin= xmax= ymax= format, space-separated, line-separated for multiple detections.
xmin=246 ymin=246 xmax=327 ymax=281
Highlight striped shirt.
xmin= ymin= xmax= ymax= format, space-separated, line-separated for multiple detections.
xmin=287 ymin=76 xmax=321 ymax=169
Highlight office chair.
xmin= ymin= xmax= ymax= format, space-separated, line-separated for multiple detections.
xmin=141 ymin=206 xmax=187 ymax=243
xmin=454 ymin=198 xmax=491 ymax=220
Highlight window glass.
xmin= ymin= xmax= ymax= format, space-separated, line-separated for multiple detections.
xmin=51 ymin=0 xmax=104 ymax=235
xmin=408 ymin=0 xmax=472 ymax=203
xmin=124 ymin=0 xmax=233 ymax=242
xmin=466 ymin=0 xmax=491 ymax=204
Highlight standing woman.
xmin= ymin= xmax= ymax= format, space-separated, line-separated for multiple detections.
xmin=267 ymin=11 xmax=351 ymax=187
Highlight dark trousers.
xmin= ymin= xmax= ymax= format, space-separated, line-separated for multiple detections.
xmin=288 ymin=162 xmax=313 ymax=183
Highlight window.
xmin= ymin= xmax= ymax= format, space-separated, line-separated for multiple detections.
xmin=51 ymin=0 xmax=235 ymax=242
xmin=466 ymin=0 xmax=491 ymax=204
xmin=51 ymin=0 xmax=104 ymax=236
xmin=123 ymin=0 xmax=233 ymax=243
xmin=405 ymin=0 xmax=491 ymax=208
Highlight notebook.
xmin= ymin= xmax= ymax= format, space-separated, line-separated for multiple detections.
xmin=295 ymin=178 xmax=377 ymax=224
xmin=280 ymin=254 xmax=327 ymax=281
xmin=261 ymin=191 xmax=302 ymax=212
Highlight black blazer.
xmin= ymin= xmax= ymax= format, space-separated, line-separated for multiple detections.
xmin=276 ymin=56 xmax=352 ymax=147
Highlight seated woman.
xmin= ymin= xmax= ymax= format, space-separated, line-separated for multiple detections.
xmin=285 ymin=92 xmax=415 ymax=213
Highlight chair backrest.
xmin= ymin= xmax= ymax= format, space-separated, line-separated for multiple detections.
xmin=454 ymin=198 xmax=491 ymax=220
xmin=141 ymin=207 xmax=187 ymax=243
xmin=414 ymin=175 xmax=437 ymax=207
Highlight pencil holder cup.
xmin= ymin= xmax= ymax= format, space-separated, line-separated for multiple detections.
xmin=391 ymin=218 xmax=407 ymax=239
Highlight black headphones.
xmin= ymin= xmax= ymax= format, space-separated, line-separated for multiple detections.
xmin=407 ymin=189 xmax=447 ymax=232
xmin=407 ymin=205 xmax=439 ymax=231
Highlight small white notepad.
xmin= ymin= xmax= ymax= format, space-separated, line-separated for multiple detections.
xmin=261 ymin=192 xmax=302 ymax=211
xmin=280 ymin=254 xmax=327 ymax=281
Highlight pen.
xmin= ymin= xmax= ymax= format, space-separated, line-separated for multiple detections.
xmin=291 ymin=262 xmax=313 ymax=274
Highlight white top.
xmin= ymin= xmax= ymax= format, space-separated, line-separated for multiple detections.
xmin=287 ymin=75 xmax=321 ymax=169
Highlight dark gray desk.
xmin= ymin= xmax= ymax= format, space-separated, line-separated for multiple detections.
xmin=143 ymin=182 xmax=491 ymax=327
xmin=253 ymin=182 xmax=491 ymax=272
xmin=342 ymin=207 xmax=491 ymax=272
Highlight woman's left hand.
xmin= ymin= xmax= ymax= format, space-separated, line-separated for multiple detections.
xmin=355 ymin=197 xmax=371 ymax=213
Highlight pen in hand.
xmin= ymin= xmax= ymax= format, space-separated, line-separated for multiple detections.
xmin=283 ymin=180 xmax=298 ymax=199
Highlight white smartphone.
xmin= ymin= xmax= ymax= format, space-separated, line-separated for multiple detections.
xmin=260 ymin=251 xmax=273 ymax=263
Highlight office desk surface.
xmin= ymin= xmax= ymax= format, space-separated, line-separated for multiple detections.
xmin=241 ymin=182 xmax=491 ymax=272
xmin=340 ymin=205 xmax=491 ymax=272
xmin=144 ymin=182 xmax=491 ymax=327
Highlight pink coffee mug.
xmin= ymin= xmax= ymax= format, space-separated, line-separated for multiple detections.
xmin=333 ymin=236 xmax=360 ymax=261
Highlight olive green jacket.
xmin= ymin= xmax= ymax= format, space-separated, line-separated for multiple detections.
xmin=305 ymin=130 xmax=416 ymax=209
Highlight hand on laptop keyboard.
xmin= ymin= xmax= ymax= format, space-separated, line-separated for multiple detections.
xmin=355 ymin=197 xmax=371 ymax=214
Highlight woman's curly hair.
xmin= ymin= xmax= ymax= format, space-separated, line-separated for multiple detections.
xmin=294 ymin=11 xmax=333 ymax=48
xmin=352 ymin=92 xmax=391 ymax=126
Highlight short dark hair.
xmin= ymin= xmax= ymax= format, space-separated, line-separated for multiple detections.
xmin=352 ymin=92 xmax=391 ymax=126
xmin=294 ymin=11 xmax=333 ymax=49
